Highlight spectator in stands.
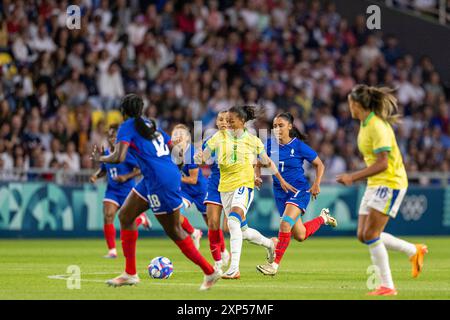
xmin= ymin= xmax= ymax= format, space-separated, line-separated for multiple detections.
xmin=0 ymin=0 xmax=447 ymax=185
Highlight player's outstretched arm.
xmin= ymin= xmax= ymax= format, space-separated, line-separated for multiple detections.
xmin=336 ymin=151 xmax=388 ymax=186
xmin=92 ymin=142 xmax=129 ymax=165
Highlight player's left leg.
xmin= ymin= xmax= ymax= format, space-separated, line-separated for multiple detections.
xmin=256 ymin=203 xmax=300 ymax=276
xmin=102 ymin=200 xmax=120 ymax=258
xmin=291 ymin=208 xmax=336 ymax=242
xmin=363 ymin=208 xmax=397 ymax=296
xmin=106 ymin=190 xmax=149 ymax=287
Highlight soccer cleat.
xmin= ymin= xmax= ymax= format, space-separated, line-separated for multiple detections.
xmin=410 ymin=244 xmax=428 ymax=278
xmin=221 ymin=267 xmax=240 ymax=279
xmin=191 ymin=229 xmax=203 ymax=250
xmin=139 ymin=213 xmax=152 ymax=230
xmin=199 ymin=267 xmax=223 ymax=291
xmin=320 ymin=208 xmax=337 ymax=227
xmin=256 ymin=263 xmax=278 ymax=276
xmin=267 ymin=237 xmax=278 ymax=263
xmin=221 ymin=249 xmax=230 ymax=267
xmin=106 ymin=272 xmax=140 ymax=287
xmin=367 ymin=286 xmax=398 ymax=296
xmin=103 ymin=249 xmax=117 ymax=259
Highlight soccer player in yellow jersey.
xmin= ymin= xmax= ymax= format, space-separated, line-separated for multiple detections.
xmin=198 ymin=105 xmax=297 ymax=279
xmin=337 ymin=85 xmax=428 ymax=296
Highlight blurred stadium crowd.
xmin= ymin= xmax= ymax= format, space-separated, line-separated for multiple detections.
xmin=0 ymin=0 xmax=449 ymax=184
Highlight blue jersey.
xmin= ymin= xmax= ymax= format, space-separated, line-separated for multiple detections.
xmin=101 ymin=148 xmax=138 ymax=192
xmin=267 ymin=137 xmax=318 ymax=192
xmin=116 ymin=118 xmax=181 ymax=191
xmin=180 ymin=144 xmax=208 ymax=196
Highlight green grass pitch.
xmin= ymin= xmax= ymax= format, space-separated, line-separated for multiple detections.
xmin=0 ymin=236 xmax=449 ymax=300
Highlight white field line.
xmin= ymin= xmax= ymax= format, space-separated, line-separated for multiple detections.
xmin=47 ymin=273 xmax=450 ymax=291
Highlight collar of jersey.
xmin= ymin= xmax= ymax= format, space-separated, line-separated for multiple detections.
xmin=279 ymin=137 xmax=297 ymax=146
xmin=362 ymin=111 xmax=375 ymax=127
xmin=227 ymin=129 xmax=248 ymax=140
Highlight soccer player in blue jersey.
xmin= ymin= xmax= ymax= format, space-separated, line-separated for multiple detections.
xmin=256 ymin=112 xmax=338 ymax=276
xmin=92 ymin=94 xmax=222 ymax=290
xmin=171 ymin=124 xmax=207 ymax=249
xmin=89 ymin=124 xmax=150 ymax=259
xmin=202 ymin=111 xmax=230 ymax=270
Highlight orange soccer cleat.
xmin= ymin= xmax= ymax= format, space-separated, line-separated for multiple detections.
xmin=367 ymin=286 xmax=398 ymax=296
xmin=410 ymin=244 xmax=428 ymax=278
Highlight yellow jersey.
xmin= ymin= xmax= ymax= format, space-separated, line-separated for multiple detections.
xmin=357 ymin=112 xmax=408 ymax=189
xmin=206 ymin=129 xmax=265 ymax=192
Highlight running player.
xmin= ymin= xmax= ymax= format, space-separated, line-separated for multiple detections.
xmin=89 ymin=124 xmax=150 ymax=259
xmin=197 ymin=105 xmax=297 ymax=279
xmin=203 ymin=111 xmax=230 ymax=270
xmin=337 ymin=84 xmax=427 ymax=296
xmin=256 ymin=112 xmax=337 ymax=276
xmin=171 ymin=124 xmax=206 ymax=249
xmin=92 ymin=94 xmax=222 ymax=290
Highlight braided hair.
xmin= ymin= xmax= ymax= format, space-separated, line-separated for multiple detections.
xmin=120 ymin=93 xmax=157 ymax=140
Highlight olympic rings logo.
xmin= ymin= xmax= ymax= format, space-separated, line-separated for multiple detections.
xmin=400 ymin=195 xmax=427 ymax=221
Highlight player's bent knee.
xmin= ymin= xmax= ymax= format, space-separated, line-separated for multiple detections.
xmin=118 ymin=210 xmax=134 ymax=227
xmin=362 ymin=230 xmax=380 ymax=243
xmin=279 ymin=220 xmax=292 ymax=233
xmin=293 ymin=233 xmax=305 ymax=242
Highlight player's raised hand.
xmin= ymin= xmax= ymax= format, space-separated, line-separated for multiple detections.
xmin=194 ymin=150 xmax=203 ymax=164
xmin=90 ymin=145 xmax=100 ymax=162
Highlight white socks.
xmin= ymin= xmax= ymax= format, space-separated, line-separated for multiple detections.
xmin=368 ymin=238 xmax=394 ymax=289
xmin=227 ymin=218 xmax=243 ymax=270
xmin=242 ymin=227 xmax=273 ymax=249
xmin=380 ymin=232 xmax=417 ymax=257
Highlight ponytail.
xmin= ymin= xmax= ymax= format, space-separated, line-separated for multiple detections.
xmin=228 ymin=105 xmax=257 ymax=122
xmin=275 ymin=112 xmax=307 ymax=141
xmin=135 ymin=117 xmax=157 ymax=140
xmin=350 ymin=84 xmax=400 ymax=124
xmin=120 ymin=93 xmax=158 ymax=140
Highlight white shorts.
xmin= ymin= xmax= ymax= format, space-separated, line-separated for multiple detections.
xmin=359 ymin=186 xmax=407 ymax=218
xmin=220 ymin=187 xmax=254 ymax=217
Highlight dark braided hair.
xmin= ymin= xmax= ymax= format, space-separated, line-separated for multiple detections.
xmin=120 ymin=93 xmax=157 ymax=140
xmin=274 ymin=112 xmax=307 ymax=141
xmin=228 ymin=105 xmax=257 ymax=123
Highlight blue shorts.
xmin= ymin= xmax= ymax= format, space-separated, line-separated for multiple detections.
xmin=274 ymin=189 xmax=310 ymax=217
xmin=104 ymin=188 xmax=131 ymax=208
xmin=203 ymin=179 xmax=222 ymax=207
xmin=182 ymin=191 xmax=207 ymax=214
xmin=132 ymin=179 xmax=183 ymax=215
